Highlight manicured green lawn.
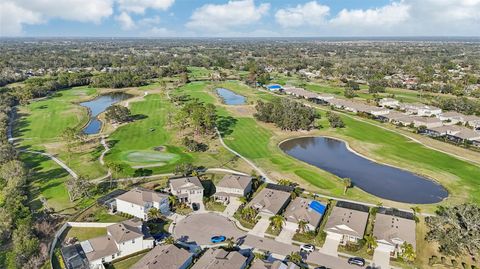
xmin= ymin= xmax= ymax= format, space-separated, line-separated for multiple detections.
xmin=105 ymin=93 xmax=193 ymax=175
xmin=63 ymin=227 xmax=107 ymax=242
xmin=108 ymin=253 xmax=147 ymax=269
xmin=20 ymin=152 xmax=76 ymax=214
xmin=15 ymin=86 xmax=95 ymax=147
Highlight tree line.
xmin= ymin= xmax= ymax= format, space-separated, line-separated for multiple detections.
xmin=254 ymin=98 xmax=318 ymax=131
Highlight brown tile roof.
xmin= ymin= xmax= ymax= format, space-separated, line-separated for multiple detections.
xmin=373 ymin=213 xmax=416 ymax=249
xmin=131 ymin=244 xmax=192 ymax=269
xmin=284 ymin=197 xmax=323 ymax=228
xmin=216 ymin=174 xmax=252 ymax=190
xmin=107 ymin=219 xmax=144 ymax=244
xmin=116 ymin=187 xmax=168 ymax=206
xmin=191 ymin=249 xmax=247 ymax=269
xmin=324 ymin=206 xmax=369 ymax=238
xmin=170 ymin=177 xmax=204 ymax=191
xmin=82 ymin=236 xmax=118 ymax=262
xmin=249 ymin=187 xmax=291 ymax=215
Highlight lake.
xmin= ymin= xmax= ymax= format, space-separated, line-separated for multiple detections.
xmin=216 ymin=88 xmax=246 ymax=105
xmin=279 ymin=136 xmax=448 ymax=204
xmin=80 ymin=92 xmax=131 ymax=135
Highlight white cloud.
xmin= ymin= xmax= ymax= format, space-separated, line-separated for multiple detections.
xmin=330 ymin=2 xmax=410 ymax=28
xmin=275 ymin=1 xmax=329 ymax=28
xmin=116 ymin=12 xmax=135 ymax=30
xmin=0 ymin=0 xmax=113 ymax=36
xmin=186 ymin=0 xmax=270 ymax=33
xmin=0 ymin=1 xmax=43 ymax=36
xmin=116 ymin=0 xmax=175 ymax=14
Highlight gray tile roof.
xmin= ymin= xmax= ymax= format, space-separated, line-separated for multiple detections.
xmin=170 ymin=176 xmax=204 ymax=192
xmin=107 ymin=219 xmax=144 ymax=244
xmin=191 ymin=249 xmax=247 ymax=269
xmin=217 ymin=174 xmax=252 ymax=190
xmin=131 ymin=244 xmax=192 ymax=269
xmin=324 ymin=206 xmax=369 ymax=238
xmin=373 ymin=212 xmax=416 ymax=249
xmin=249 ymin=187 xmax=291 ymax=215
xmin=116 ymin=187 xmax=168 ymax=207
xmin=284 ymin=197 xmax=322 ymax=228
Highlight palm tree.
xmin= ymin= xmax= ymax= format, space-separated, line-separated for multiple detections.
xmin=400 ymin=242 xmax=416 ymax=262
xmin=241 ymin=207 xmax=257 ymax=222
xmin=297 ymin=220 xmax=309 ymax=234
xmin=287 ymin=251 xmax=303 ymax=266
xmin=238 ymin=196 xmax=248 ymax=205
xmin=343 ymin=178 xmax=352 ymax=194
xmin=225 ymin=237 xmax=235 ymax=250
xmin=278 ymin=179 xmax=293 ymax=186
xmin=269 ymin=215 xmax=285 ymax=231
xmin=364 ymin=234 xmax=378 ymax=252
xmin=164 ymin=236 xmax=175 ymax=245
xmin=411 ymin=206 xmax=421 ymax=215
xmin=168 ymin=195 xmax=177 ymax=209
xmin=147 ymin=208 xmax=163 ymax=221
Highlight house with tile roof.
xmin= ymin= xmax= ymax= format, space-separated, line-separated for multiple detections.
xmin=213 ymin=174 xmax=253 ymax=203
xmin=115 ymin=188 xmax=170 ymax=220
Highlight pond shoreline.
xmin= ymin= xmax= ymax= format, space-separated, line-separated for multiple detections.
xmin=278 ymin=135 xmax=449 ymax=204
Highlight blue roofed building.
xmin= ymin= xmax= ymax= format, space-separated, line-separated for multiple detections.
xmin=265 ymin=84 xmax=283 ymax=92
xmin=283 ymin=197 xmax=327 ymax=231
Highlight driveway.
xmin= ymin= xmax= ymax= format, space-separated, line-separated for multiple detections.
xmin=373 ymin=244 xmax=392 ymax=269
xmin=173 ymin=212 xmax=243 ymax=245
xmin=320 ymin=233 xmax=342 ymax=257
xmin=224 ymin=197 xmax=242 ymax=217
xmin=248 ymin=217 xmax=270 ymax=237
xmin=275 ymin=221 xmax=297 ymax=244
xmin=307 ymin=251 xmax=365 ymax=269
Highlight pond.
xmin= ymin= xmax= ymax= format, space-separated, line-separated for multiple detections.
xmin=216 ymin=88 xmax=246 ymax=105
xmin=80 ymin=92 xmax=131 ymax=134
xmin=279 ymin=136 xmax=448 ymax=204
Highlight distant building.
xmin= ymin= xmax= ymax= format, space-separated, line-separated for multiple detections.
xmin=324 ymin=202 xmax=369 ymax=245
xmin=250 ymin=259 xmax=300 ymax=269
xmin=248 ymin=184 xmax=292 ymax=217
xmin=191 ymin=248 xmax=248 ymax=269
xmin=399 ymin=103 xmax=442 ymax=116
xmin=413 ymin=117 xmax=443 ymax=129
xmin=169 ymin=176 xmax=204 ymax=206
xmin=115 ymin=188 xmax=170 ymax=220
xmin=131 ymin=244 xmax=193 ymax=269
xmin=284 ymin=198 xmax=326 ymax=232
xmin=213 ymin=174 xmax=253 ymax=203
xmin=79 ymin=219 xmax=154 ymax=268
xmin=438 ymin=111 xmax=466 ymax=125
xmin=378 ymin=98 xmax=400 ymax=108
xmin=265 ymin=84 xmax=283 ymax=92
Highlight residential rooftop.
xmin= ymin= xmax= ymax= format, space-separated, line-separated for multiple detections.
xmin=116 ymin=188 xmax=168 ymax=207
xmin=284 ymin=197 xmax=325 ymax=228
xmin=217 ymin=174 xmax=252 ymax=190
xmin=249 ymin=186 xmax=291 ymax=215
xmin=191 ymin=248 xmax=247 ymax=269
xmin=131 ymin=244 xmax=192 ymax=269
xmin=169 ymin=176 xmax=204 ymax=191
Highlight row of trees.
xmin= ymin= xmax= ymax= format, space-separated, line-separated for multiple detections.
xmin=0 ymin=91 xmax=43 ymax=267
xmin=254 ymin=99 xmax=318 ymax=131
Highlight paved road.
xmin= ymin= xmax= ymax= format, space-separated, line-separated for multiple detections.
xmin=173 ymin=212 xmax=365 ymax=269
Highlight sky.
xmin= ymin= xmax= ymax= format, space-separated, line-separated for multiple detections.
xmin=1 ymin=0 xmax=480 ymax=37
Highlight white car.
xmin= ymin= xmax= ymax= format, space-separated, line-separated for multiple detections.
xmin=300 ymin=244 xmax=315 ymax=253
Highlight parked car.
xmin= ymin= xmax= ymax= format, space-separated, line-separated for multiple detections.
xmin=314 ymin=266 xmax=329 ymax=269
xmin=192 ymin=203 xmax=199 ymax=211
xmin=300 ymin=244 xmax=315 ymax=253
xmin=210 ymin=235 xmax=226 ymax=243
xmin=348 ymin=257 xmax=366 ymax=266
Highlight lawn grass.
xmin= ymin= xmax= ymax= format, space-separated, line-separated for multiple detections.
xmin=20 ymin=152 xmax=76 ymax=214
xmin=62 ymin=227 xmax=107 ymax=242
xmin=15 ymin=86 xmax=108 ymax=178
xmin=108 ymin=253 xmax=147 ymax=269
xmin=76 ymin=205 xmax=129 ymax=223
xmin=205 ymin=200 xmax=227 ymax=212
xmin=177 ymin=80 xmax=480 ymax=211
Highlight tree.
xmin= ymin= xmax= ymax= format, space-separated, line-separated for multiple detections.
xmin=269 ymin=215 xmax=285 ymax=231
xmin=12 ymin=223 xmax=39 ymax=265
xmin=278 ymin=179 xmax=294 ymax=187
xmin=168 ymin=195 xmax=178 ymax=209
xmin=238 ymin=197 xmax=248 ymax=205
xmin=105 ymin=105 xmax=131 ymax=123
xmin=225 ymin=237 xmax=235 ymax=250
xmin=364 ymin=234 xmax=378 ymax=252
xmin=240 ymin=206 xmax=257 ymax=222
xmin=66 ymin=176 xmax=92 ymax=201
xmin=297 ymin=220 xmax=308 ymax=234
xmin=344 ymin=87 xmax=357 ymax=99
xmin=0 ymin=144 xmax=17 ymax=165
xmin=400 ymin=242 xmax=416 ymax=263
xmin=343 ymin=178 xmax=352 ymax=194
xmin=425 ymin=204 xmax=480 ymax=257
xmin=326 ymin=112 xmax=345 ymax=128
xmin=368 ymin=80 xmax=387 ymax=93
xmin=147 ymin=208 xmax=163 ymax=221
xmin=287 ymin=251 xmax=303 ymax=266
xmin=164 ymin=236 xmax=175 ymax=244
